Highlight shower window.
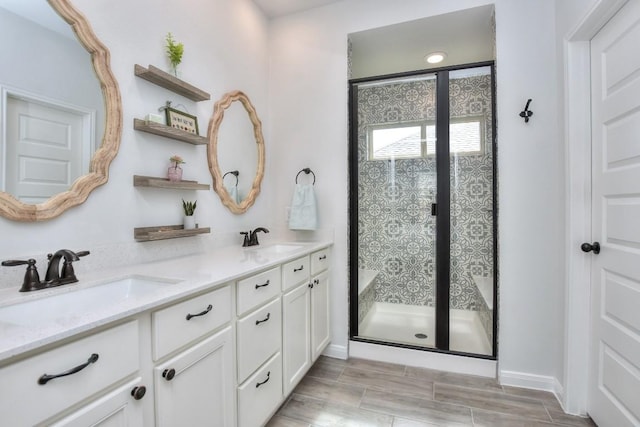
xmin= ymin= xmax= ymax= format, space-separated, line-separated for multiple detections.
xmin=349 ymin=63 xmax=496 ymax=358
xmin=368 ymin=116 xmax=485 ymax=161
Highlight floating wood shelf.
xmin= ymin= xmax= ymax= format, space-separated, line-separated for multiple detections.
xmin=134 ymin=119 xmax=208 ymax=145
xmin=134 ymin=64 xmax=210 ymax=101
xmin=133 ymin=175 xmax=210 ymax=190
xmin=134 ymin=225 xmax=211 ymax=242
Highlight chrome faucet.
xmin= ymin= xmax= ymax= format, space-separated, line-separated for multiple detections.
xmin=240 ymin=228 xmax=269 ymax=247
xmin=2 ymin=249 xmax=89 ymax=292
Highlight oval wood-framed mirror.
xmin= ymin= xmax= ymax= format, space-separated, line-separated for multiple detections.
xmin=0 ymin=0 xmax=122 ymax=221
xmin=207 ymin=90 xmax=265 ymax=214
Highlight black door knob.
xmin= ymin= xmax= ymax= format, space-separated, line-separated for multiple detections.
xmin=581 ymin=242 xmax=600 ymax=254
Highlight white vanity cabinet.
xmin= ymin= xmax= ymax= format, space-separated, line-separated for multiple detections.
xmin=0 ymin=321 xmax=142 ymax=426
xmin=0 ymin=243 xmax=332 ymax=426
xmin=151 ymin=285 xmax=235 ymax=427
xmin=283 ymin=248 xmax=331 ymax=395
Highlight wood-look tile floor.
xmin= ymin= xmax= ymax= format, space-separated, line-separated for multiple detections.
xmin=267 ymin=356 xmax=597 ymax=427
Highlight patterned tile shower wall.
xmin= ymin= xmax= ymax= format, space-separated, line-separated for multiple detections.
xmin=357 ymin=74 xmax=493 ymax=310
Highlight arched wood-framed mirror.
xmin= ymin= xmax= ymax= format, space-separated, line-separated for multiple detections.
xmin=208 ymin=90 xmax=265 ymax=214
xmin=0 ymin=0 xmax=122 ymax=221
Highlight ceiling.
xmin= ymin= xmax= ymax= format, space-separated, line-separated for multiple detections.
xmin=350 ymin=5 xmax=495 ymax=79
xmin=253 ymin=0 xmax=342 ymax=18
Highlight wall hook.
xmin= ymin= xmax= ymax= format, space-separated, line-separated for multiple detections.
xmin=519 ymin=99 xmax=533 ymax=123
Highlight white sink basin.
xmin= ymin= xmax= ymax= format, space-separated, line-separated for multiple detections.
xmin=250 ymin=244 xmax=305 ymax=255
xmin=0 ymin=275 xmax=180 ymax=327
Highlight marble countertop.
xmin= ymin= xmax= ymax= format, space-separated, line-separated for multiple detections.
xmin=0 ymin=240 xmax=332 ymax=364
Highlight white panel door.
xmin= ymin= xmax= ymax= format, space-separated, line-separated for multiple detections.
xmin=5 ymin=96 xmax=85 ymax=203
xmin=282 ymin=282 xmax=311 ymax=395
xmin=311 ymin=270 xmax=330 ymax=361
xmin=589 ymin=1 xmax=640 ymax=425
xmin=154 ymin=327 xmax=235 ymax=427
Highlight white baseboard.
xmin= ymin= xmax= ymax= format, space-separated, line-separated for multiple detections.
xmin=349 ymin=340 xmax=497 ymax=377
xmin=322 ymin=343 xmax=348 ymax=360
xmin=500 ymin=369 xmax=565 ymax=404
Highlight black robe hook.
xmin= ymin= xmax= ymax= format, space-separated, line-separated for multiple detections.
xmin=520 ymin=99 xmax=533 ymax=123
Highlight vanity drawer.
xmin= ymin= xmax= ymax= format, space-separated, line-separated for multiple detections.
xmin=237 ymin=297 xmax=282 ymax=383
xmin=282 ymin=255 xmax=310 ymax=291
xmin=237 ymin=267 xmax=281 ymax=316
xmin=311 ymin=248 xmax=330 ymax=275
xmin=152 ymin=285 xmax=231 ymax=360
xmin=0 ymin=321 xmax=139 ymax=427
xmin=237 ymin=352 xmax=283 ymax=427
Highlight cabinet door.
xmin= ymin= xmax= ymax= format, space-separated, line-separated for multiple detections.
xmin=50 ymin=378 xmax=146 ymax=427
xmin=154 ymin=327 xmax=235 ymax=427
xmin=311 ymin=270 xmax=330 ymax=362
xmin=282 ymin=282 xmax=311 ymax=395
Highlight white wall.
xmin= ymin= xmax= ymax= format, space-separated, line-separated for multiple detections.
xmin=268 ymin=0 xmax=567 ymax=385
xmin=0 ymin=0 xmax=271 ymax=287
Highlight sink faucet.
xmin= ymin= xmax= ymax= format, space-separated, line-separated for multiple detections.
xmin=240 ymin=228 xmax=269 ymax=247
xmin=249 ymin=227 xmax=269 ymax=246
xmin=1 ymin=249 xmax=89 ymax=292
xmin=45 ymin=249 xmax=86 ymax=282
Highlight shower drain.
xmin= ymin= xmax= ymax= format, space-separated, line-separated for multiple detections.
xmin=414 ymin=333 xmax=428 ymax=339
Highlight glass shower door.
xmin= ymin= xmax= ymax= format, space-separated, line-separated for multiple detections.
xmin=353 ymin=73 xmax=438 ymax=348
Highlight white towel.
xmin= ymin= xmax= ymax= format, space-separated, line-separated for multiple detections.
xmin=288 ymin=183 xmax=317 ymax=230
xmin=225 ymin=183 xmax=239 ymax=204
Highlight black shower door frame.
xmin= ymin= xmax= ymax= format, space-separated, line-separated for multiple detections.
xmin=348 ymin=61 xmax=497 ymax=359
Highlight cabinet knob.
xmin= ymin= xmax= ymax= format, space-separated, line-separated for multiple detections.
xmin=131 ymin=385 xmax=146 ymax=400
xmin=308 ymin=282 xmax=314 ymax=289
xmin=162 ymin=368 xmax=176 ymax=381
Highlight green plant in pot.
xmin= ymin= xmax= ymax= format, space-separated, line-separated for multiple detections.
xmin=182 ymin=199 xmax=197 ymax=229
xmin=165 ymin=32 xmax=184 ymax=77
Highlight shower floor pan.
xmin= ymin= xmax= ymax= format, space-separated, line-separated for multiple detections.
xmin=358 ymin=302 xmax=492 ymax=356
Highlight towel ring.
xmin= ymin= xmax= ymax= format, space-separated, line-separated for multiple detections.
xmin=223 ymin=170 xmax=239 ymax=186
xmin=295 ymin=168 xmax=316 ymax=185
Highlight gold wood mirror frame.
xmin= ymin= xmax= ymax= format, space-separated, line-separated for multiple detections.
xmin=208 ymin=90 xmax=265 ymax=214
xmin=0 ymin=0 xmax=122 ymax=222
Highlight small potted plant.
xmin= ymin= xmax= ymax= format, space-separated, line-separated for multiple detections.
xmin=165 ymin=32 xmax=184 ymax=77
xmin=182 ymin=199 xmax=197 ymax=229
xmin=168 ymin=155 xmax=185 ymax=182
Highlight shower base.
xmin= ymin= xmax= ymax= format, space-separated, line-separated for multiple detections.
xmin=358 ymin=302 xmax=492 ymax=355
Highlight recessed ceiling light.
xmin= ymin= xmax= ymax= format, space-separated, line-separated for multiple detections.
xmin=425 ymin=52 xmax=447 ymax=64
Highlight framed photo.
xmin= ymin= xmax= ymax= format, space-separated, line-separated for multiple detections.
xmin=166 ymin=107 xmax=199 ymax=135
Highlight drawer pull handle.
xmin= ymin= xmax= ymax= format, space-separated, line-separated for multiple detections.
xmin=256 ymin=371 xmax=270 ymax=388
xmin=294 ymin=265 xmax=304 ymax=272
xmin=255 ymin=312 xmax=271 ymax=325
xmin=38 ymin=353 xmax=99 ymax=385
xmin=131 ymin=385 xmax=147 ymax=400
xmin=186 ymin=304 xmax=213 ymax=321
xmin=319 ymin=255 xmax=327 ymax=260
xmin=255 ymin=280 xmax=270 ymax=289
xmin=163 ymin=368 xmax=176 ymax=381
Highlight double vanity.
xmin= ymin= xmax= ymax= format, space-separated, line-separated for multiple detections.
xmin=0 ymin=241 xmax=332 ymax=426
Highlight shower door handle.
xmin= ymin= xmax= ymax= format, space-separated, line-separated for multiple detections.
xmin=431 ymin=203 xmax=438 ymax=216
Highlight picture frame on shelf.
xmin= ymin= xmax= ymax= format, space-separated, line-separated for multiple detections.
xmin=166 ymin=107 xmax=199 ymax=134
